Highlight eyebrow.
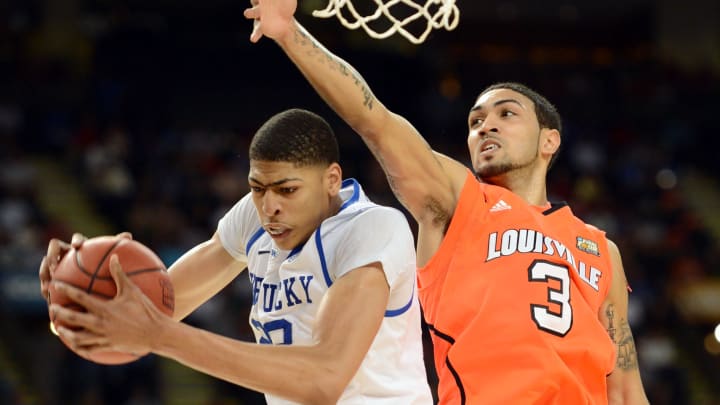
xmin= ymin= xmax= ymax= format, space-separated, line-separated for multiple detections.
xmin=248 ymin=177 xmax=301 ymax=187
xmin=469 ymin=98 xmax=526 ymax=113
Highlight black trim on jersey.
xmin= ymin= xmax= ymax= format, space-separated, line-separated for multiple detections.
xmin=427 ymin=323 xmax=455 ymax=344
xmin=542 ymin=201 xmax=568 ymax=215
xmin=445 ymin=359 xmax=466 ymax=405
xmin=426 ymin=323 xmax=466 ymax=405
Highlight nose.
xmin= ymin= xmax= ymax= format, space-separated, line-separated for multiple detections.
xmin=262 ymin=192 xmax=281 ymax=217
xmin=478 ymin=117 xmax=499 ymax=137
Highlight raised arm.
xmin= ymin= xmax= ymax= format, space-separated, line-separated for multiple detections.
xmin=601 ymin=239 xmax=650 ymax=404
xmin=51 ymin=261 xmax=391 ymax=404
xmin=244 ymin=1 xmax=466 ymax=229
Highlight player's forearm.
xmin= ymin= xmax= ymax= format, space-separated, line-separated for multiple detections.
xmin=169 ymin=235 xmax=246 ymax=321
xmin=607 ymin=378 xmax=650 ymax=405
xmin=152 ymin=319 xmax=345 ymax=404
xmin=275 ymin=20 xmax=388 ymax=137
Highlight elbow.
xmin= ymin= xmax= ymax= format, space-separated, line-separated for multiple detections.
xmin=305 ymin=389 xmax=343 ymax=405
xmin=299 ymin=364 xmax=350 ymax=405
xmin=606 ymin=384 xmax=650 ymax=405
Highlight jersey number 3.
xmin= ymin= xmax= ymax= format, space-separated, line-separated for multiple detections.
xmin=528 ymin=260 xmax=572 ymax=336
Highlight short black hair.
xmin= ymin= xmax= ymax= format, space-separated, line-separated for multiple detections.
xmin=479 ymin=82 xmax=562 ymax=168
xmin=249 ymin=108 xmax=340 ymax=167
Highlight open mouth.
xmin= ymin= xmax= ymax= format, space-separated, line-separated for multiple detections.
xmin=264 ymin=224 xmax=290 ymax=239
xmin=480 ymin=140 xmax=500 ymax=155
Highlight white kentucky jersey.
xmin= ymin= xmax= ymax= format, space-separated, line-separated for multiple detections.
xmin=217 ymin=179 xmax=432 ymax=405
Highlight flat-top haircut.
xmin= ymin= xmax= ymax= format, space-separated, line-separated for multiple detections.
xmin=479 ymin=82 xmax=562 ymax=167
xmin=249 ymin=108 xmax=340 ymax=167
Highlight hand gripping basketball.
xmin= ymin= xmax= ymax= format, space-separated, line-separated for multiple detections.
xmin=48 ymin=236 xmax=174 ymax=365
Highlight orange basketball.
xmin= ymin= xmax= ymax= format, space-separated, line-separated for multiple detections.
xmin=48 ymin=235 xmax=174 ymax=365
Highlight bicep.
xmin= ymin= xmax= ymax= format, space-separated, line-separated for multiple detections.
xmin=312 ymin=263 xmax=390 ymax=386
xmin=602 ymin=239 xmax=649 ymax=404
xmin=362 ymin=108 xmax=466 ymax=225
xmin=169 ymin=232 xmax=247 ymax=321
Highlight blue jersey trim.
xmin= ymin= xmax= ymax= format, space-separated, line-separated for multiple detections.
xmin=245 ymin=227 xmax=266 ymax=255
xmin=339 ymin=178 xmax=360 ymax=211
xmin=384 ymin=283 xmax=415 ymax=317
xmin=315 ymin=226 xmax=333 ymax=288
xmin=288 ymin=245 xmax=303 ymax=260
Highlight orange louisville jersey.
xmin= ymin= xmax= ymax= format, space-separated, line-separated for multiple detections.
xmin=418 ymin=171 xmax=617 ymax=405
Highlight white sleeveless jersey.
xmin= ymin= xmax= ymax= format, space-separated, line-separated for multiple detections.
xmin=217 ymin=179 xmax=432 ymax=405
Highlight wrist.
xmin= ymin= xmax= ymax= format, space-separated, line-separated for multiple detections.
xmin=149 ymin=312 xmax=179 ymax=355
xmin=275 ymin=18 xmax=299 ymax=46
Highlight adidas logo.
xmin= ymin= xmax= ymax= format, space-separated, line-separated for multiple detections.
xmin=490 ymin=199 xmax=512 ymax=212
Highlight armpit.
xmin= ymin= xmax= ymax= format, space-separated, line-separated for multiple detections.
xmin=423 ymin=196 xmax=453 ymax=234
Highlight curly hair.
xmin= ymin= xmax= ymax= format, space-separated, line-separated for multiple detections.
xmin=249 ymin=108 xmax=339 ymax=167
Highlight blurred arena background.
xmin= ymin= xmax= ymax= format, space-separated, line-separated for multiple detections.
xmin=1 ymin=0 xmax=719 ymax=404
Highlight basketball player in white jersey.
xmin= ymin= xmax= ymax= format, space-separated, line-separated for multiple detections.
xmin=41 ymin=109 xmax=433 ymax=404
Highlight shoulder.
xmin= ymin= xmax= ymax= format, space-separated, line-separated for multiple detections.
xmin=218 ymin=192 xmax=262 ymax=237
xmin=325 ymin=205 xmax=415 ymax=254
xmin=605 ymin=237 xmax=620 ymax=255
xmin=554 ymin=206 xmax=609 ymax=240
xmin=339 ymin=204 xmax=412 ymax=234
xmin=605 ymin=237 xmax=624 ymax=274
xmin=603 ymin=236 xmax=629 ymax=301
xmin=217 ymin=192 xmax=262 ymax=258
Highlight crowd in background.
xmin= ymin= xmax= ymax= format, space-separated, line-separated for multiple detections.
xmin=1 ymin=1 xmax=719 ymax=404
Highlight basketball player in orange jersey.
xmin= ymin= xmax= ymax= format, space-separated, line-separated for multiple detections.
xmin=245 ymin=1 xmax=650 ymax=404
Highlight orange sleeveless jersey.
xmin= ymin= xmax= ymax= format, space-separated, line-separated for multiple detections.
xmin=419 ymin=172 xmax=616 ymax=404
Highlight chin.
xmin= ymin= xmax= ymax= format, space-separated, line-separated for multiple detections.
xmin=478 ymin=161 xmax=514 ymax=178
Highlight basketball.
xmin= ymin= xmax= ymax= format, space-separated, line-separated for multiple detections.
xmin=48 ymin=235 xmax=175 ymax=365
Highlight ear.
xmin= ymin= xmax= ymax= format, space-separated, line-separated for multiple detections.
xmin=325 ymin=163 xmax=343 ymax=196
xmin=540 ymin=128 xmax=561 ymax=159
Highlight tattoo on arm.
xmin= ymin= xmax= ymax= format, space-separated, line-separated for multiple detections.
xmin=606 ymin=304 xmax=616 ymax=342
xmin=605 ymin=304 xmax=639 ymax=370
xmin=290 ymin=28 xmax=451 ymax=226
xmin=293 ymin=29 xmax=375 ymax=110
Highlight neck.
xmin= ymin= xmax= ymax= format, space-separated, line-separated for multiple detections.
xmin=484 ymin=167 xmax=549 ymax=206
xmin=328 ymin=194 xmax=344 ymax=216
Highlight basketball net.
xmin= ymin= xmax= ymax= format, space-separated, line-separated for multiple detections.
xmin=312 ymin=0 xmax=459 ymax=44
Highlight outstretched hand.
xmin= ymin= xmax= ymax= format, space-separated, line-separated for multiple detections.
xmin=39 ymin=232 xmax=132 ymax=303
xmin=243 ymin=0 xmax=297 ymax=43
xmin=49 ymin=254 xmax=166 ymax=357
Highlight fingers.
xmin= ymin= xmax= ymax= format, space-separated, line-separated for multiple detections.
xmin=244 ymin=5 xmax=260 ymax=20
xmin=46 ymin=238 xmax=70 ymax=269
xmin=250 ymin=20 xmax=264 ymax=43
xmin=50 ymin=302 xmax=100 ymax=331
xmin=108 ymin=255 xmax=132 ymax=296
xmin=115 ymin=231 xmax=133 ymax=240
xmin=244 ymin=5 xmax=264 ymax=43
xmin=70 ymin=233 xmax=87 ymax=249
xmin=55 ymin=326 xmax=110 ymax=353
xmin=42 ymin=237 xmax=72 ymax=302
xmin=39 ymin=256 xmax=51 ymax=301
xmin=52 ymin=281 xmax=104 ymax=312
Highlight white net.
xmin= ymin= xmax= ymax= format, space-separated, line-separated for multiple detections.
xmin=312 ymin=0 xmax=459 ymax=44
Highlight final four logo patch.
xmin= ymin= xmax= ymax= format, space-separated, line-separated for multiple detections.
xmin=576 ymin=236 xmax=600 ymax=256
